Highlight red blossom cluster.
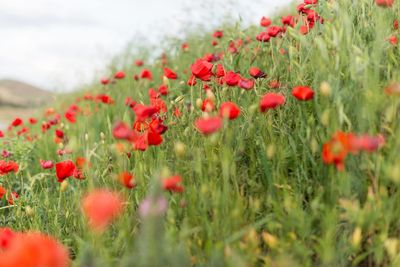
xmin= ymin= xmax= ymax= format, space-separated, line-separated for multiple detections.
xmin=322 ymin=131 xmax=385 ymax=171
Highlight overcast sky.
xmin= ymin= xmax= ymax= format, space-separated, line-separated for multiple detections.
xmin=0 ymin=0 xmax=293 ymax=92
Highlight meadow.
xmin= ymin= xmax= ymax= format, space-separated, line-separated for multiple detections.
xmin=0 ymin=0 xmax=399 ymax=266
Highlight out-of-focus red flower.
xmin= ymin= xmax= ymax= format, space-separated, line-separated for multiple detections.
xmin=249 ymin=67 xmax=266 ymax=79
xmin=239 ymin=78 xmax=255 ymax=90
xmin=163 ymin=175 xmax=184 ymax=192
xmin=394 ymin=20 xmax=399 ymax=30
xmin=191 ymin=60 xmax=213 ymax=81
xmin=113 ymin=122 xmax=134 ymax=140
xmin=28 ymin=118 xmax=37 ymax=124
xmin=0 ymin=227 xmax=14 ymax=249
xmin=267 ymin=26 xmax=283 ymax=37
xmin=215 ymin=64 xmax=226 ymax=78
xmin=0 ymin=131 xmax=3 ymax=138
xmin=195 ymin=117 xmax=223 ymax=135
xmin=256 ymin=32 xmax=270 ymax=42
xmin=282 ymin=15 xmax=295 ymax=27
xmin=55 ymin=129 xmax=64 ymax=139
xmin=322 ymin=131 xmax=385 ymax=171
xmin=213 ymin=30 xmax=223 ymax=38
xmin=82 ymin=189 xmax=124 ymax=232
xmin=304 ymin=0 xmax=318 ymax=4
xmin=259 ymin=93 xmax=286 ymax=112
xmin=133 ymin=104 xmax=158 ymax=122
xmin=375 ymin=0 xmax=394 ymax=7
xmin=114 ymin=71 xmax=125 ymax=79
xmin=140 ymin=69 xmax=153 ymax=80
xmin=55 ymin=160 xmax=76 ymax=182
xmin=224 ymin=71 xmax=241 ymax=86
xmin=388 ymin=35 xmax=398 ymax=46
xmin=384 ymin=82 xmax=400 ymax=96
xmin=269 ymin=80 xmax=281 ymax=89
xmin=300 ymin=25 xmax=309 ymax=35
xmin=0 ymin=231 xmax=70 ymax=267
xmin=100 ymin=78 xmax=110 ymax=85
xmin=0 ymin=161 xmax=19 ymax=176
xmin=134 ymin=59 xmax=144 ymax=66
xmin=201 ymin=99 xmax=214 ymax=112
xmin=292 ymin=86 xmax=314 ymax=101
xmin=163 ymin=68 xmax=178 ymax=80
xmin=260 ymin=16 xmax=272 ymax=27
xmin=0 ymin=186 xmax=6 ymax=199
xmin=158 ymin=85 xmax=168 ymax=95
xmin=118 ymin=172 xmax=136 ymax=189
xmin=219 ymin=102 xmax=240 ymax=120
xmin=181 ymin=42 xmax=189 ymax=51
xmin=40 ymin=160 xmax=54 ymax=170
xmin=7 ymin=192 xmax=18 ymax=205
xmin=10 ymin=118 xmax=23 ymax=128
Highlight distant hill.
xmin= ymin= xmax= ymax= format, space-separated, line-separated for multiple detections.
xmin=0 ymin=80 xmax=54 ymax=128
xmin=0 ymin=79 xmax=52 ymax=107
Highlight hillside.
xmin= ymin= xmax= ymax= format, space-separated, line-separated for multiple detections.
xmin=0 ymin=0 xmax=399 ymax=267
xmin=0 ymin=79 xmax=53 ymax=127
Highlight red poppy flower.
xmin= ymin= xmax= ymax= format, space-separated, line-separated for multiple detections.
xmin=0 ymin=131 xmax=3 ymax=138
xmin=10 ymin=118 xmax=23 ymax=127
xmin=219 ymin=102 xmax=240 ymax=120
xmin=82 ymin=189 xmax=124 ymax=232
xmin=259 ymin=93 xmax=286 ymax=112
xmin=282 ymin=15 xmax=295 ymax=27
xmin=112 ymin=122 xmax=133 ymax=140
xmin=215 ymin=64 xmax=226 ymax=78
xmin=376 ymin=0 xmax=394 ymax=7
xmin=394 ymin=20 xmax=399 ymax=30
xmin=300 ymin=25 xmax=309 ymax=35
xmin=201 ymin=99 xmax=214 ymax=112
xmin=224 ymin=71 xmax=241 ymax=86
xmin=388 ymin=35 xmax=398 ymax=46
xmin=0 ymin=160 xmax=19 ymax=175
xmin=163 ymin=68 xmax=178 ymax=80
xmin=114 ymin=71 xmax=125 ymax=79
xmin=191 ymin=59 xmax=213 ymax=81
xmin=118 ymin=172 xmax=136 ymax=189
xmin=134 ymin=59 xmax=144 ymax=66
xmin=158 ymin=85 xmax=168 ymax=95
xmin=267 ymin=26 xmax=283 ymax=37
xmin=249 ymin=67 xmax=266 ymax=79
xmin=40 ymin=160 xmax=54 ymax=169
xmin=0 ymin=231 xmax=70 ymax=267
xmin=384 ymin=82 xmax=400 ymax=95
xmin=140 ymin=69 xmax=153 ymax=80
xmin=133 ymin=104 xmax=158 ymax=122
xmin=260 ymin=16 xmax=272 ymax=27
xmin=7 ymin=192 xmax=18 ymax=205
xmin=0 ymin=227 xmax=14 ymax=249
xmin=181 ymin=42 xmax=189 ymax=51
xmin=55 ymin=160 xmax=76 ymax=182
xmin=292 ymin=86 xmax=314 ymax=101
xmin=239 ymin=78 xmax=255 ymax=90
xmin=28 ymin=118 xmax=37 ymax=124
xmin=213 ymin=30 xmax=223 ymax=38
xmin=304 ymin=0 xmax=318 ymax=4
xmin=195 ymin=117 xmax=223 ymax=135
xmin=100 ymin=78 xmax=110 ymax=85
xmin=55 ymin=129 xmax=64 ymax=139
xmin=256 ymin=32 xmax=270 ymax=42
xmin=163 ymin=175 xmax=184 ymax=192
xmin=0 ymin=186 xmax=6 ymax=199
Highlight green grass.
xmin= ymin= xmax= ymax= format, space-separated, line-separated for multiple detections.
xmin=1 ymin=0 xmax=400 ymax=266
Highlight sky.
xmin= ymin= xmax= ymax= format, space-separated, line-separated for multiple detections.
xmin=0 ymin=0 xmax=293 ymax=92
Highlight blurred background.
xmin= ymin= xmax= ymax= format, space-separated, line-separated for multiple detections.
xmin=0 ymin=0 xmax=292 ymax=126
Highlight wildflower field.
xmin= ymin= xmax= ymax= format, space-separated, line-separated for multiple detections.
xmin=0 ymin=0 xmax=400 ymax=266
